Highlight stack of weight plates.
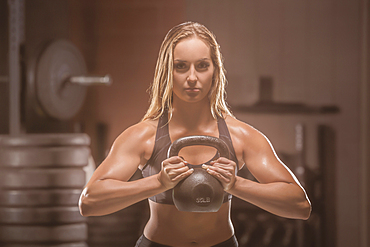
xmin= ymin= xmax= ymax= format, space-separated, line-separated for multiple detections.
xmin=0 ymin=134 xmax=89 ymax=247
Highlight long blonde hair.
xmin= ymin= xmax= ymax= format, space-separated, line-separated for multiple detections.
xmin=142 ymin=21 xmax=233 ymax=121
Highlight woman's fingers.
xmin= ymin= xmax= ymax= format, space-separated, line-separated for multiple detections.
xmin=166 ymin=165 xmax=192 ymax=179
xmin=173 ymin=167 xmax=194 ymax=182
xmin=203 ymin=158 xmax=237 ymax=191
xmin=158 ymin=156 xmax=193 ymax=189
xmin=202 ymin=164 xmax=229 ymax=181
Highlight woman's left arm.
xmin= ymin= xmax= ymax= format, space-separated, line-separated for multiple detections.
xmin=205 ymin=121 xmax=311 ymax=220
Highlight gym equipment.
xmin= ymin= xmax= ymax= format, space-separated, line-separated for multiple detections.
xmin=0 ymin=207 xmax=85 ymax=225
xmin=167 ymin=135 xmax=229 ymax=212
xmin=0 ymin=168 xmax=86 ymax=189
xmin=34 ymin=40 xmax=111 ymax=120
xmin=0 ymin=189 xmax=81 ymax=207
xmin=6 ymin=2 xmax=107 ymax=245
xmin=0 ymin=133 xmax=90 ymax=168
xmin=0 ymin=224 xmax=87 ymax=243
xmin=0 ymin=134 xmax=89 ymax=246
xmin=0 ymin=146 xmax=89 ymax=168
xmin=1 ymin=243 xmax=88 ymax=247
xmin=0 ymin=133 xmax=90 ymax=146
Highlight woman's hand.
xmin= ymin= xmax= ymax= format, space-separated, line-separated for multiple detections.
xmin=157 ymin=156 xmax=194 ymax=190
xmin=202 ymin=157 xmax=237 ymax=191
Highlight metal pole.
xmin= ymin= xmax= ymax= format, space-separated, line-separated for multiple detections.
xmin=68 ymin=74 xmax=112 ymax=86
xmin=8 ymin=0 xmax=25 ymax=135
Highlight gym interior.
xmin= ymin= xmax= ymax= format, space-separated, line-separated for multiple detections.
xmin=1 ymin=1 xmax=369 ymax=247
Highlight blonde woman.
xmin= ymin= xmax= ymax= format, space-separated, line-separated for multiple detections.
xmin=79 ymin=22 xmax=311 ymax=247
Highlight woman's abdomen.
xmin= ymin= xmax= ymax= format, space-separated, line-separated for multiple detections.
xmin=143 ymin=200 xmax=234 ymax=247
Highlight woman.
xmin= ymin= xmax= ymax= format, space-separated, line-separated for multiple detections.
xmin=79 ymin=22 xmax=311 ymax=247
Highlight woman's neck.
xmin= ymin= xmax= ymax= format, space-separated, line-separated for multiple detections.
xmin=170 ymin=99 xmax=215 ymax=132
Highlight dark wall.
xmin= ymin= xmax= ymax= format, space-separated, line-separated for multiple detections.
xmin=68 ymin=0 xmax=186 ymax=160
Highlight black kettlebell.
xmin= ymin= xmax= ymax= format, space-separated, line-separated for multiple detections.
xmin=167 ymin=135 xmax=230 ymax=212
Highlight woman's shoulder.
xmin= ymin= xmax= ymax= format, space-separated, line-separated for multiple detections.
xmin=104 ymin=119 xmax=159 ymax=164
xmin=224 ymin=115 xmax=268 ymax=147
xmin=113 ymin=119 xmax=158 ymax=149
xmin=224 ymin=115 xmax=260 ymax=136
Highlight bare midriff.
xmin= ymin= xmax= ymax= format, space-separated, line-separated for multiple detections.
xmin=143 ymin=200 xmax=234 ymax=247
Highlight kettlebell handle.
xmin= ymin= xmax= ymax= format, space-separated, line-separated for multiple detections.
xmin=167 ymin=135 xmax=230 ymax=160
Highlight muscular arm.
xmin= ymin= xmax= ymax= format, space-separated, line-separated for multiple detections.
xmin=79 ymin=122 xmax=165 ymax=216
xmin=206 ymin=119 xmax=311 ymax=220
xmin=230 ymin=123 xmax=311 ymax=219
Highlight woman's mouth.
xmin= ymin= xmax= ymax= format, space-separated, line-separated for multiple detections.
xmin=185 ymin=88 xmax=200 ymax=92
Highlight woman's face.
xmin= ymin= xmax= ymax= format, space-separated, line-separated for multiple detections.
xmin=172 ymin=37 xmax=215 ymax=104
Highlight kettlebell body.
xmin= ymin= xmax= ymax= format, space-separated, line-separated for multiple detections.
xmin=167 ymin=135 xmax=230 ymax=212
xmin=173 ymin=167 xmax=224 ymax=212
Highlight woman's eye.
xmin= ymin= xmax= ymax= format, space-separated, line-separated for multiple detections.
xmin=175 ymin=63 xmax=187 ymax=70
xmin=198 ymin=62 xmax=210 ymax=70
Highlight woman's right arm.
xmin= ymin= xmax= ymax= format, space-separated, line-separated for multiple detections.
xmin=79 ymin=121 xmax=192 ymax=216
xmin=79 ymin=122 xmax=162 ymax=216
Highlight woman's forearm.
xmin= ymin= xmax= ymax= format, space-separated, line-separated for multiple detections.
xmin=79 ymin=174 xmax=164 ymax=216
xmin=228 ymin=176 xmax=311 ymax=220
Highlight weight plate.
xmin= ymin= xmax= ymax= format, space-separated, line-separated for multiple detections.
xmin=0 ymin=133 xmax=90 ymax=147
xmin=0 ymin=189 xmax=81 ymax=206
xmin=0 ymin=168 xmax=85 ymax=189
xmin=0 ymin=146 xmax=89 ymax=168
xmin=0 ymin=243 xmax=87 ymax=247
xmin=0 ymin=223 xmax=87 ymax=243
xmin=36 ymin=40 xmax=87 ymax=120
xmin=0 ymin=207 xmax=85 ymax=225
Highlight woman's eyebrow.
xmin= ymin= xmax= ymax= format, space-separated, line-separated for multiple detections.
xmin=174 ymin=58 xmax=211 ymax=62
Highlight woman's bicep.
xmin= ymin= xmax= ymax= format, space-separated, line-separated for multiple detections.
xmin=243 ymin=131 xmax=298 ymax=185
xmin=85 ymin=125 xmax=153 ymax=186
xmin=90 ymin=147 xmax=141 ymax=183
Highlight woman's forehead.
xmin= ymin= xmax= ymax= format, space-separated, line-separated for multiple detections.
xmin=173 ymin=37 xmax=211 ymax=60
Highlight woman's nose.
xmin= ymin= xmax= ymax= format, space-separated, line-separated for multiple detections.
xmin=187 ymin=66 xmax=197 ymax=82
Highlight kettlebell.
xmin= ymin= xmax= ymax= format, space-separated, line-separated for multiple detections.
xmin=167 ymin=135 xmax=230 ymax=212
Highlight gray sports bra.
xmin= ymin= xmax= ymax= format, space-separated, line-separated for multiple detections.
xmin=141 ymin=111 xmax=239 ymax=204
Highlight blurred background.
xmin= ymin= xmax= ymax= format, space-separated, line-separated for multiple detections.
xmin=0 ymin=0 xmax=369 ymax=247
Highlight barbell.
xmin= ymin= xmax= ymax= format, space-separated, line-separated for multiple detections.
xmin=32 ymin=39 xmax=111 ymax=120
